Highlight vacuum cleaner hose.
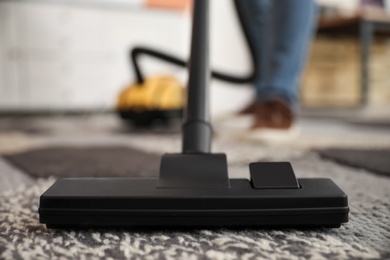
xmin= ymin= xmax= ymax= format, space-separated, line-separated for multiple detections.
xmin=131 ymin=0 xmax=258 ymax=85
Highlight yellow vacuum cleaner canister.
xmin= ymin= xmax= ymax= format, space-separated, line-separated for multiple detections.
xmin=117 ymin=76 xmax=185 ymax=111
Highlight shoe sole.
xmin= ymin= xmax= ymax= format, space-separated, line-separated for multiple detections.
xmin=214 ymin=114 xmax=254 ymax=133
xmin=214 ymin=114 xmax=300 ymax=143
xmin=243 ymin=125 xmax=301 ymax=143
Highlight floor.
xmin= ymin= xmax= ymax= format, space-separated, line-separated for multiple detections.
xmin=0 ymin=112 xmax=389 ymax=259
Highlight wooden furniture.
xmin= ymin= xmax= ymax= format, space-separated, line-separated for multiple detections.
xmin=316 ymin=11 xmax=390 ymax=106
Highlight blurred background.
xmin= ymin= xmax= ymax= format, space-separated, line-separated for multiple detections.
xmin=1 ymin=0 xmax=390 ymax=116
xmin=1 ymin=2 xmax=390 ymax=257
xmin=1 ymin=0 xmax=390 ymax=162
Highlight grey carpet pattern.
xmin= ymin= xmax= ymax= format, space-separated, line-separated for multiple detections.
xmin=318 ymin=148 xmax=390 ymax=177
xmin=1 ymin=152 xmax=389 ymax=259
xmin=3 ymin=146 xmax=161 ymax=179
xmin=0 ymin=157 xmax=33 ymax=194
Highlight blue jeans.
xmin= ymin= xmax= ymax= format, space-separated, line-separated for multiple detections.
xmin=236 ymin=0 xmax=317 ymax=106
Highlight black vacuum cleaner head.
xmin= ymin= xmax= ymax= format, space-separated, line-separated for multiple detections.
xmin=39 ymin=160 xmax=348 ymax=228
xmin=39 ymin=178 xmax=348 ymax=228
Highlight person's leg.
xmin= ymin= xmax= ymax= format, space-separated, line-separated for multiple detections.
xmin=234 ymin=0 xmax=316 ymax=109
xmin=263 ymin=0 xmax=317 ymax=107
xmin=230 ymin=0 xmax=317 ymax=137
xmin=249 ymin=0 xmax=317 ymax=134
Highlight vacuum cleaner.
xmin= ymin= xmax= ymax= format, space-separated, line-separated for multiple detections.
xmin=116 ymin=0 xmax=258 ymax=126
xmin=39 ymin=0 xmax=349 ymax=228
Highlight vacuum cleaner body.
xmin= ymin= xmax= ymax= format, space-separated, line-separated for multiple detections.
xmin=117 ymin=76 xmax=184 ymax=126
xmin=39 ymin=0 xmax=348 ymax=229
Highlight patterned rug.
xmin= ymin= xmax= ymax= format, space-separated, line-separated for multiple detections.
xmin=3 ymin=146 xmax=161 ymax=178
xmin=1 ymin=150 xmax=389 ymax=259
xmin=318 ymin=148 xmax=390 ymax=177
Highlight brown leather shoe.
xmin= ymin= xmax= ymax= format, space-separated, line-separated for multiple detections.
xmin=238 ymin=101 xmax=257 ymax=115
xmin=252 ymin=99 xmax=294 ymax=130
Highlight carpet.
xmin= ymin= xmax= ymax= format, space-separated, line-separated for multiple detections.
xmin=3 ymin=146 xmax=161 ymax=178
xmin=349 ymin=118 xmax=390 ymax=129
xmin=1 ymin=152 xmax=389 ymax=259
xmin=318 ymin=148 xmax=390 ymax=177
